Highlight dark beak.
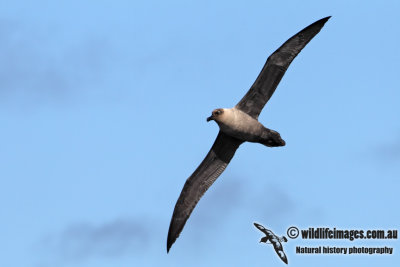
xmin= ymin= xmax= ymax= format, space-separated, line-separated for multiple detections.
xmin=206 ymin=115 xmax=214 ymax=122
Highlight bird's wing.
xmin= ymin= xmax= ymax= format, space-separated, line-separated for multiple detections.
xmin=273 ymin=241 xmax=288 ymax=264
xmin=167 ymin=131 xmax=243 ymax=252
xmin=235 ymin=16 xmax=330 ymax=119
xmin=254 ymin=222 xmax=273 ymax=236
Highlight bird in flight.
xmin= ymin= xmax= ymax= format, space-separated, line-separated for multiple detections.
xmin=254 ymin=222 xmax=289 ymax=264
xmin=167 ymin=16 xmax=330 ymax=252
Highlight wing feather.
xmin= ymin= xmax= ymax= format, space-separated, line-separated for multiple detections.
xmin=167 ymin=131 xmax=243 ymax=252
xmin=235 ymin=16 xmax=330 ymax=119
xmin=254 ymin=222 xmax=269 ymax=235
xmin=254 ymin=222 xmax=275 ymax=237
xmin=273 ymin=242 xmax=288 ymax=264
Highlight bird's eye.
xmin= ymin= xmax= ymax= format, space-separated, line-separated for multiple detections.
xmin=215 ymin=110 xmax=221 ymax=115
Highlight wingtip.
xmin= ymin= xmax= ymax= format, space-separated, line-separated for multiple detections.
xmin=166 ymin=235 xmax=173 ymax=253
xmin=303 ymin=16 xmax=331 ymax=35
xmin=167 ymin=227 xmax=179 ymax=253
xmin=319 ymin=16 xmax=332 ymax=24
xmin=281 ymin=256 xmax=288 ymax=264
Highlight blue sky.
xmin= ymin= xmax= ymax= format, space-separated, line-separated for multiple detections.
xmin=0 ymin=1 xmax=399 ymax=266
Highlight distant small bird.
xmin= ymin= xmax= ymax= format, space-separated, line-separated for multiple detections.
xmin=254 ymin=223 xmax=288 ymax=264
xmin=167 ymin=16 xmax=330 ymax=252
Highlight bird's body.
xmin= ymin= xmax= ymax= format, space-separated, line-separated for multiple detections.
xmin=167 ymin=16 xmax=331 ymax=252
xmin=210 ymin=107 xmax=285 ymax=146
xmin=214 ymin=108 xmax=261 ymax=140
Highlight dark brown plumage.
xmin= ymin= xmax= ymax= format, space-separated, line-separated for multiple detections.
xmin=167 ymin=16 xmax=330 ymax=252
xmin=236 ymin=16 xmax=331 ymax=119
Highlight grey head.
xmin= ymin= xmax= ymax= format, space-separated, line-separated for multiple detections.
xmin=206 ymin=108 xmax=224 ymax=122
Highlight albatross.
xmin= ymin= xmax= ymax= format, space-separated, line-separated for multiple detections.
xmin=167 ymin=16 xmax=330 ymax=252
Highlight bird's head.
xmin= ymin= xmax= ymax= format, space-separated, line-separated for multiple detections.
xmin=206 ymin=108 xmax=224 ymax=122
xmin=259 ymin=236 xmax=269 ymax=243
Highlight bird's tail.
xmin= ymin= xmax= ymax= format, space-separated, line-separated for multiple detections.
xmin=259 ymin=128 xmax=286 ymax=147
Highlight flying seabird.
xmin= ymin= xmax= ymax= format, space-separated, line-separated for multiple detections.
xmin=167 ymin=16 xmax=330 ymax=252
xmin=254 ymin=222 xmax=288 ymax=264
